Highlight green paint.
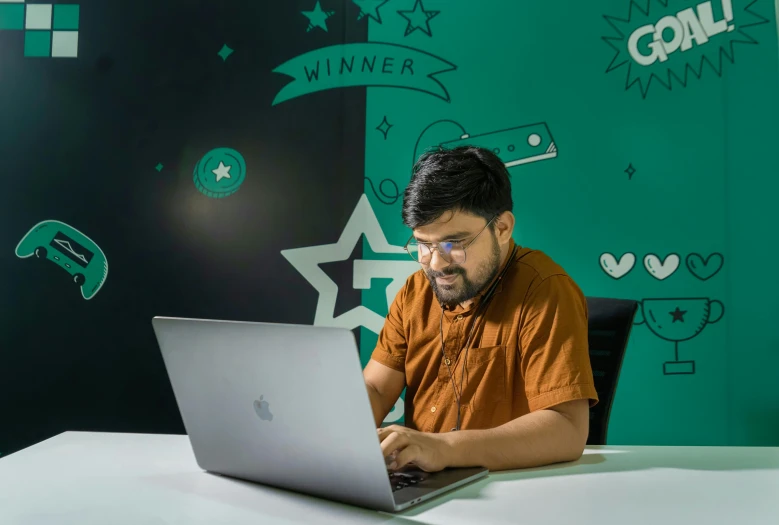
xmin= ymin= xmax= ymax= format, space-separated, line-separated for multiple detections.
xmin=362 ymin=0 xmax=779 ymax=443
xmin=302 ymin=1 xmax=335 ymax=32
xmin=0 ymin=4 xmax=24 ymax=30
xmin=271 ymin=42 xmax=456 ymax=105
xmin=193 ymin=147 xmax=247 ymax=198
xmin=24 ymin=31 xmax=51 ymax=58
xmin=53 ymin=5 xmax=80 ymax=30
xmin=217 ymin=44 xmax=234 ymax=62
xmin=15 ymin=220 xmax=108 ymax=300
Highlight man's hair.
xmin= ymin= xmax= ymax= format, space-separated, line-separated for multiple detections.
xmin=402 ymin=145 xmax=513 ymax=229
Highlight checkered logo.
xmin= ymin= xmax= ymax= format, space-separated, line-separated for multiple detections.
xmin=0 ymin=1 xmax=79 ymax=58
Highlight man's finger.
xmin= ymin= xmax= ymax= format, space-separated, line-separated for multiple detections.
xmin=380 ymin=432 xmax=408 ymax=459
xmin=377 ymin=425 xmax=404 ymax=442
xmin=392 ymin=444 xmax=420 ymax=470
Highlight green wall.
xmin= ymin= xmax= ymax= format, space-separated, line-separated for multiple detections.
xmin=359 ymin=0 xmax=779 ymax=445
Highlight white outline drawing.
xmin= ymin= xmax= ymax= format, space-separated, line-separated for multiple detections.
xmin=281 ymin=194 xmax=419 ymax=335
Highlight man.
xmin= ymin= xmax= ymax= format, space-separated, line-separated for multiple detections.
xmin=363 ymin=145 xmax=598 ymax=473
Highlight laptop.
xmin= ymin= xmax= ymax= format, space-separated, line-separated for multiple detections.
xmin=151 ymin=316 xmax=488 ymax=513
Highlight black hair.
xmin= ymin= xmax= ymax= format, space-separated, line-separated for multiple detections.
xmin=401 ymin=145 xmax=513 ymax=229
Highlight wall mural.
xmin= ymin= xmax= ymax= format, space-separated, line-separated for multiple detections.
xmin=2 ymin=0 xmax=777 ymax=454
xmin=0 ymin=1 xmax=80 ymax=58
xmin=602 ymin=0 xmax=769 ymax=98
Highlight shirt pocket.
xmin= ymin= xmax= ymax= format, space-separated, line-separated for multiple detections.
xmin=460 ymin=345 xmax=506 ymax=409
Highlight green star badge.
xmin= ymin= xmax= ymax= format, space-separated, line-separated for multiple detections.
xmin=193 ymin=147 xmax=247 ymax=198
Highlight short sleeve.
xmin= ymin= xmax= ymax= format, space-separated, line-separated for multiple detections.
xmin=369 ymin=282 xmax=408 ymax=372
xmin=519 ymin=275 xmax=599 ymax=412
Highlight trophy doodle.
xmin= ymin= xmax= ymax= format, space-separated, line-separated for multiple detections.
xmin=634 ymin=297 xmax=724 ymax=375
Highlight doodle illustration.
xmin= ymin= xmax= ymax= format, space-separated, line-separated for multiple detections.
xmin=397 ymin=0 xmax=440 ymax=37
xmin=302 ymin=1 xmax=335 ymax=33
xmin=384 ymin=397 xmax=404 ymax=423
xmin=364 ymin=177 xmax=399 ymax=205
xmin=15 ymin=220 xmax=108 ymax=300
xmin=686 ymin=252 xmax=724 ymax=280
xmin=193 ymin=147 xmax=247 ymax=199
xmin=376 ymin=116 xmax=393 ymax=139
xmin=643 ymin=253 xmax=680 ymax=280
xmin=600 ymin=252 xmax=636 ymax=279
xmin=217 ymin=44 xmax=233 ymax=61
xmin=281 ymin=194 xmax=419 ymax=335
xmin=271 ymin=42 xmax=456 ymax=105
xmin=412 ymin=120 xmax=558 ymax=169
xmin=634 ymin=297 xmax=724 ymax=375
xmin=353 ymin=0 xmax=390 ymax=23
xmin=625 ymin=163 xmax=636 ymax=179
xmin=602 ymin=0 xmax=769 ymax=98
xmin=0 ymin=2 xmax=80 ymax=58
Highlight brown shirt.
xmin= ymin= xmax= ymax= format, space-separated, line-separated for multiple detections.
xmin=370 ymin=239 xmax=598 ymax=433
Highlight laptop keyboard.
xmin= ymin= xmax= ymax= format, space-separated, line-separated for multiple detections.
xmin=388 ymin=471 xmax=427 ymax=492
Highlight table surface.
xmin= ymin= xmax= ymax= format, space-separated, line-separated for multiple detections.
xmin=1 ymin=432 xmax=778 ymax=525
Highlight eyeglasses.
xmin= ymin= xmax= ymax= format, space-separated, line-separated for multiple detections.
xmin=405 ymin=216 xmax=497 ymax=265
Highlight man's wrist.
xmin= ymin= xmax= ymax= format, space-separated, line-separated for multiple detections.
xmin=439 ymin=429 xmax=468 ymax=468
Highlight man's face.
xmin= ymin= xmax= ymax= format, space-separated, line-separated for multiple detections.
xmin=412 ymin=210 xmax=503 ymax=308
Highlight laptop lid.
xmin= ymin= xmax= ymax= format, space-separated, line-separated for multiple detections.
xmin=151 ymin=316 xmax=398 ymax=512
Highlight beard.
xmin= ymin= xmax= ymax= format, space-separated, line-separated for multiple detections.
xmin=424 ymin=234 xmax=502 ymax=308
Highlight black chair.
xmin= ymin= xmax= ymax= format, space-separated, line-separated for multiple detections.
xmin=585 ymin=296 xmax=638 ymax=445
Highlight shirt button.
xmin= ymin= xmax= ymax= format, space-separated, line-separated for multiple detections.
xmin=444 ymin=358 xmax=451 ymax=365
xmin=431 ymin=406 xmax=436 ymax=413
xmin=456 ymin=314 xmax=463 ymax=320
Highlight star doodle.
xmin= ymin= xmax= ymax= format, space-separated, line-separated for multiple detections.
xmin=217 ymin=44 xmax=234 ymax=61
xmin=376 ymin=116 xmax=393 ymax=139
xmin=352 ymin=0 xmax=390 ymax=23
xmin=212 ymin=161 xmax=232 ymax=182
xmin=669 ymin=307 xmax=687 ymax=323
xmin=302 ymin=1 xmax=336 ymax=33
xmin=397 ymin=0 xmax=440 ymax=37
xmin=281 ymin=194 xmax=419 ymax=334
xmin=625 ymin=163 xmax=636 ymax=180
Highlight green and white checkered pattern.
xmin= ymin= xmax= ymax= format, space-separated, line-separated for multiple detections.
xmin=0 ymin=1 xmax=79 ymax=58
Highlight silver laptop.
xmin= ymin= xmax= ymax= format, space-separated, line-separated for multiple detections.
xmin=151 ymin=316 xmax=488 ymax=513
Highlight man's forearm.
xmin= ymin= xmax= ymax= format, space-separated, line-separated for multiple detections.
xmin=442 ymin=407 xmax=587 ymax=471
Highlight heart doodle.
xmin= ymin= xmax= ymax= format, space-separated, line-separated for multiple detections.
xmin=599 ymin=252 xmax=636 ymax=279
xmin=686 ymin=253 xmax=724 ymax=281
xmin=643 ymin=253 xmax=680 ymax=280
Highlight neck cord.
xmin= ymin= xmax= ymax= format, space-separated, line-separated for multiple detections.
xmin=439 ymin=244 xmax=518 ymax=431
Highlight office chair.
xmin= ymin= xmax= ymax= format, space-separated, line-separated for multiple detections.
xmin=585 ymin=296 xmax=638 ymax=445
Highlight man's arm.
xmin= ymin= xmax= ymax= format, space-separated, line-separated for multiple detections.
xmin=441 ymin=399 xmax=589 ymax=471
xmin=363 ymin=360 xmax=406 ymax=427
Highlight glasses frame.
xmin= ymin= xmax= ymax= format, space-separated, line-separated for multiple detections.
xmin=404 ymin=215 xmax=498 ymax=266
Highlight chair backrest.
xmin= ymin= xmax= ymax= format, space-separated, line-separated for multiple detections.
xmin=585 ymin=296 xmax=638 ymax=445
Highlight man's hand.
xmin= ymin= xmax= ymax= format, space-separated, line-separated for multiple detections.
xmin=378 ymin=425 xmax=453 ymax=473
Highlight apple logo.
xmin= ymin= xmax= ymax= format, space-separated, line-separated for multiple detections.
xmin=253 ymin=395 xmax=273 ymax=421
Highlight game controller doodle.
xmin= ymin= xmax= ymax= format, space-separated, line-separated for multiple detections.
xmin=643 ymin=253 xmax=680 ymax=280
xmin=15 ymin=220 xmax=108 ymax=300
xmin=686 ymin=252 xmax=724 ymax=281
xmin=600 ymin=252 xmax=636 ymax=279
xmin=412 ymin=120 xmax=558 ymax=169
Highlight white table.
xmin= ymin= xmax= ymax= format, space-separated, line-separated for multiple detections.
xmin=1 ymin=432 xmax=777 ymax=525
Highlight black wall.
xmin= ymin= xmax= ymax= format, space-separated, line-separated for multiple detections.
xmin=1 ymin=0 xmax=368 ymax=456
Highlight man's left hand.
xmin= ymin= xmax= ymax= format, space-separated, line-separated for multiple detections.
xmin=378 ymin=425 xmax=453 ymax=473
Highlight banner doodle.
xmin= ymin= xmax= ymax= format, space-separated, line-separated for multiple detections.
xmin=271 ymin=42 xmax=457 ymax=105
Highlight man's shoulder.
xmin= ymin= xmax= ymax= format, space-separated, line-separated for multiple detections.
xmin=513 ymin=246 xmax=571 ymax=283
